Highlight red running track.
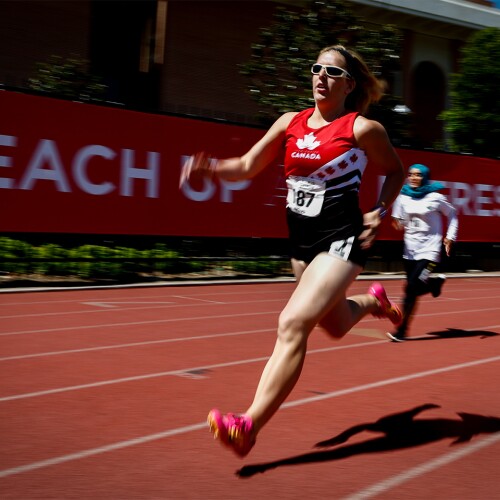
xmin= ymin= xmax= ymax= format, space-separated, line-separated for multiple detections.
xmin=0 ymin=277 xmax=499 ymax=499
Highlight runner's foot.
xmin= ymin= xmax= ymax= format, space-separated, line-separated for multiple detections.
xmin=207 ymin=409 xmax=256 ymax=457
xmin=368 ymin=282 xmax=402 ymax=326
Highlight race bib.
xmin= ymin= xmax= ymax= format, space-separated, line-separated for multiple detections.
xmin=328 ymin=236 xmax=355 ymax=261
xmin=286 ymin=176 xmax=325 ymax=217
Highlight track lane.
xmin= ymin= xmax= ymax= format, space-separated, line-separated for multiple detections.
xmin=0 ymin=278 xmax=499 ymax=498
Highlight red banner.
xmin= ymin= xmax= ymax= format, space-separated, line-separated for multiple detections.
xmin=1 ymin=90 xmax=499 ymax=241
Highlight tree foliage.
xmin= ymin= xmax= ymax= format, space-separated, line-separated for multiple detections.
xmin=240 ymin=0 xmax=408 ymax=143
xmin=28 ymin=54 xmax=108 ymax=102
xmin=440 ymin=28 xmax=500 ymax=158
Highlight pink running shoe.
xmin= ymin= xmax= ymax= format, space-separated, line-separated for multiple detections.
xmin=368 ymin=282 xmax=402 ymax=326
xmin=207 ymin=408 xmax=255 ymax=457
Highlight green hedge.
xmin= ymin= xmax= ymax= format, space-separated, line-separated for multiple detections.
xmin=0 ymin=238 xmax=182 ymax=278
xmin=0 ymin=237 xmax=291 ymax=280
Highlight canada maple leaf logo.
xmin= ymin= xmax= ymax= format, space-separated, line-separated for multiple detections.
xmin=296 ymin=132 xmax=321 ymax=150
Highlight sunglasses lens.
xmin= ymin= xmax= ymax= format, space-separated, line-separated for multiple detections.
xmin=325 ymin=67 xmax=344 ymax=77
xmin=311 ymin=64 xmax=322 ymax=74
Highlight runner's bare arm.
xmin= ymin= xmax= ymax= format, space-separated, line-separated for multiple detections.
xmin=179 ymin=112 xmax=296 ymax=186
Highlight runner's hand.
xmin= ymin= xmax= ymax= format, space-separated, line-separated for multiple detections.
xmin=443 ymin=238 xmax=453 ymax=256
xmin=179 ymin=152 xmax=216 ymax=189
xmin=359 ymin=209 xmax=383 ymax=249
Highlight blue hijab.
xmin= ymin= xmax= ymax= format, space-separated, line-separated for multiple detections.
xmin=400 ymin=164 xmax=444 ymax=199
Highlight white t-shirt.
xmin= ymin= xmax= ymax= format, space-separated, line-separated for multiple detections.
xmin=391 ymin=192 xmax=459 ymax=262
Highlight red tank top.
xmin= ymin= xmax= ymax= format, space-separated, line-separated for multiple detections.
xmin=284 ymin=109 xmax=367 ymax=192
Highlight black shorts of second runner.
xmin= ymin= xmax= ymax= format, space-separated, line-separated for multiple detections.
xmin=288 ymin=233 xmax=369 ymax=267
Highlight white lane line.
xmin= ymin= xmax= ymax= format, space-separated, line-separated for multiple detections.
xmin=82 ymin=301 xmax=176 ymax=308
xmin=0 ymin=273 xmax=497 ymax=304
xmin=1 ymin=305 xmax=498 ymax=337
xmin=281 ymin=355 xmax=500 ymax=409
xmin=0 ymin=278 xmax=497 ymax=306
xmin=0 ymin=297 xmax=286 ymax=320
xmin=81 ymin=298 xmax=226 ymax=308
xmin=2 ymin=320 xmax=498 ymax=362
xmin=0 ymin=423 xmax=206 ymax=479
xmin=343 ymin=432 xmax=500 ymax=500
xmin=1 ymin=289 xmax=498 ymax=319
xmin=0 ymin=309 xmax=281 ymax=337
xmin=0 ymin=340 xmax=385 ymax=402
xmin=2 ymin=345 xmax=500 ymax=404
xmin=171 ymin=295 xmax=226 ymax=304
xmin=1 ymin=354 xmax=499 ymax=478
xmin=0 ymin=287 xmax=293 ymax=307
xmin=0 ymin=328 xmax=276 ymax=361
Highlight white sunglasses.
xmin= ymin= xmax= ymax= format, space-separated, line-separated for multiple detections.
xmin=311 ymin=63 xmax=352 ymax=79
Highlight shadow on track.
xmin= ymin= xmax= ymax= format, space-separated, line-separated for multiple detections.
xmin=236 ymin=403 xmax=500 ymax=478
xmin=407 ymin=329 xmax=499 ymax=341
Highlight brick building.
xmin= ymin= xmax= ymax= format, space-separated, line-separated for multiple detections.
xmin=1 ymin=0 xmax=499 ymax=148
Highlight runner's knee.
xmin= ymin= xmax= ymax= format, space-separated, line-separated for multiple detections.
xmin=277 ymin=309 xmax=310 ymax=345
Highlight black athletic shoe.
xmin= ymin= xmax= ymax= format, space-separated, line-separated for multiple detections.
xmin=386 ymin=332 xmax=406 ymax=343
xmin=431 ymin=274 xmax=447 ymax=298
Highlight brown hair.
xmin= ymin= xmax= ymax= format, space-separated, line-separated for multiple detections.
xmin=318 ymin=45 xmax=385 ymax=115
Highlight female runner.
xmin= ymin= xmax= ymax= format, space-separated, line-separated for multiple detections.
xmin=180 ymin=45 xmax=406 ymax=457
